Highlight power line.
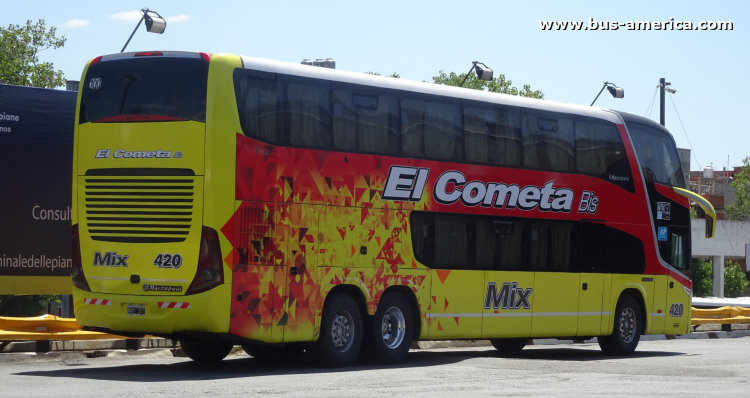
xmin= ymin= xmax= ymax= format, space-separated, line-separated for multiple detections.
xmin=667 ymin=92 xmax=701 ymax=170
xmin=644 ymin=86 xmax=658 ymax=118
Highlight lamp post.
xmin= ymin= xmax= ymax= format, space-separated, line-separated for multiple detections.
xmin=658 ymin=78 xmax=675 ymax=126
xmin=590 ymin=81 xmax=624 ymax=106
xmin=459 ymin=61 xmax=494 ymax=87
xmin=120 ymin=8 xmax=167 ymax=53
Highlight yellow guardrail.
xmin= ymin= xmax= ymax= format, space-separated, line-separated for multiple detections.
xmin=691 ymin=306 xmax=750 ymax=326
xmin=0 ymin=314 xmax=126 ymax=341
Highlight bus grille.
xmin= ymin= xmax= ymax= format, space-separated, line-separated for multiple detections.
xmin=83 ymin=176 xmax=195 ymax=243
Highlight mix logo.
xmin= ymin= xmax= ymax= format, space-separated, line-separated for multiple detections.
xmin=484 ymin=282 xmax=533 ymax=310
xmin=93 ymin=251 xmax=129 ymax=267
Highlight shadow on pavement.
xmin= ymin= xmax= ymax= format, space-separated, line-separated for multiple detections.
xmin=13 ymin=346 xmax=686 ymax=382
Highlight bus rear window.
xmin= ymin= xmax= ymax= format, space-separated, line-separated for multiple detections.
xmin=79 ymin=57 xmax=208 ymax=124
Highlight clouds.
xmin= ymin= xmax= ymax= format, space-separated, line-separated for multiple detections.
xmin=109 ymin=10 xmax=193 ymax=24
xmin=60 ymin=19 xmax=90 ymax=28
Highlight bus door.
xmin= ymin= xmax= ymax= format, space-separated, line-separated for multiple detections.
xmin=480 ymin=219 xmax=534 ymax=339
xmin=530 ymin=220 xmax=580 ymax=337
xmin=416 ymin=214 xmax=484 ymax=339
xmin=578 ymin=220 xmax=607 ymax=336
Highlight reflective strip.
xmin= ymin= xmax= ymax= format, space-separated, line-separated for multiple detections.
xmin=89 ymin=276 xmax=128 ymax=281
xmin=651 ymin=313 xmax=666 ymax=317
xmin=157 ymin=302 xmax=190 ymax=309
xmin=141 ymin=278 xmax=188 ymax=283
xmin=83 ymin=298 xmax=112 ymax=305
xmin=432 ymin=311 xmax=611 ymax=318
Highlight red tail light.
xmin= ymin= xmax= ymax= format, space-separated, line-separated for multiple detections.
xmin=186 ymin=226 xmax=224 ymax=295
xmin=90 ymin=56 xmax=103 ymax=65
xmin=134 ymin=51 xmax=163 ymax=57
xmin=70 ymin=224 xmax=90 ymax=292
xmin=200 ymin=52 xmax=211 ymax=62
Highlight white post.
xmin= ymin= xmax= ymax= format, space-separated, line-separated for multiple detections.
xmin=712 ymin=254 xmax=725 ymax=297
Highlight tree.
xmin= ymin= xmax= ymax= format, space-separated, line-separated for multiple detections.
xmin=690 ymin=258 xmax=713 ymax=298
xmin=724 ymin=260 xmax=749 ymax=298
xmin=432 ymin=70 xmax=544 ymax=99
xmin=727 ymin=157 xmax=750 ymax=221
xmin=0 ymin=295 xmax=60 ymax=317
xmin=0 ymin=19 xmax=67 ymax=88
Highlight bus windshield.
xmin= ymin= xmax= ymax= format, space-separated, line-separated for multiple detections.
xmin=79 ymin=56 xmax=208 ymax=124
xmin=627 ymin=122 xmax=685 ymax=188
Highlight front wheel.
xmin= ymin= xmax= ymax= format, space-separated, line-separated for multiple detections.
xmin=313 ymin=293 xmax=363 ymax=367
xmin=180 ymin=340 xmax=234 ymax=363
xmin=598 ymin=295 xmax=642 ymax=356
xmin=372 ymin=292 xmax=414 ymax=364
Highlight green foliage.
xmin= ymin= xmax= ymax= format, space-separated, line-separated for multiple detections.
xmin=0 ymin=295 xmax=60 ymax=317
xmin=690 ymin=207 xmax=697 ymax=219
xmin=727 ymin=157 xmax=750 ymax=221
xmin=432 ymin=70 xmax=544 ymax=99
xmin=365 ymin=71 xmax=401 ymax=78
xmin=0 ymin=19 xmax=66 ymax=88
xmin=724 ymin=260 xmax=749 ymax=298
xmin=690 ymin=258 xmax=713 ymax=297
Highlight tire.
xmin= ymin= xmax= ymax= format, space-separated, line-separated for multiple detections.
xmin=598 ymin=295 xmax=642 ymax=356
xmin=313 ymin=293 xmax=363 ymax=367
xmin=242 ymin=343 xmax=305 ymax=362
xmin=372 ymin=291 xmax=414 ymax=364
xmin=489 ymin=338 xmax=528 ymax=354
xmin=180 ymin=339 xmax=234 ymax=363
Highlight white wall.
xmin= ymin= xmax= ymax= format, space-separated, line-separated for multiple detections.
xmin=692 ymin=219 xmax=750 ymax=260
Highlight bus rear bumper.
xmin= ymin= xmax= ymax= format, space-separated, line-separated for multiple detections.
xmin=72 ymin=284 xmax=231 ymax=335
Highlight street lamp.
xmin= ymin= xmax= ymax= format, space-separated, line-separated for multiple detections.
xmin=120 ymin=8 xmax=167 ymax=53
xmin=590 ymin=81 xmax=624 ymax=106
xmin=459 ymin=61 xmax=494 ymax=87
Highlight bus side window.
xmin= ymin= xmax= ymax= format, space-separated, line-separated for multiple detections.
xmin=331 ymin=84 xmax=399 ymax=156
xmin=605 ymin=226 xmax=646 ymax=274
xmin=411 ymin=212 xmax=472 ymax=270
xmin=401 ymin=94 xmax=463 ymax=161
xmin=234 ymin=70 xmax=283 ymax=144
xmin=522 ymin=111 xmax=576 ymax=172
xmin=529 ymin=221 xmax=578 ymax=272
xmin=575 ymin=120 xmax=633 ymax=192
xmin=580 ymin=221 xmax=605 ymax=273
xmin=463 ymin=103 xmax=522 ymax=167
xmin=475 ymin=217 xmax=526 ymax=271
xmin=282 ymin=76 xmax=332 ymax=149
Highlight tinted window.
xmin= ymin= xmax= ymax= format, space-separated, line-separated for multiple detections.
xmin=283 ymin=76 xmax=332 ymax=149
xmin=80 ymin=57 xmax=208 ymax=123
xmin=411 ymin=212 xmax=472 ymax=269
xmin=332 ymin=83 xmax=399 ymax=155
xmin=401 ymin=94 xmax=462 ymax=160
xmin=475 ymin=217 xmax=525 ymax=270
xmin=529 ymin=221 xmax=578 ymax=272
xmin=580 ymin=221 xmax=605 ymax=273
xmin=627 ymin=122 xmax=685 ymax=188
xmin=464 ymin=103 xmax=522 ymax=166
xmin=606 ymin=226 xmax=646 ymax=274
xmin=576 ymin=120 xmax=633 ymax=191
xmin=234 ymin=70 xmax=283 ymax=143
xmin=522 ymin=111 xmax=576 ymax=172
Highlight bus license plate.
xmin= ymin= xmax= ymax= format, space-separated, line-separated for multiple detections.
xmin=127 ymin=304 xmax=145 ymax=316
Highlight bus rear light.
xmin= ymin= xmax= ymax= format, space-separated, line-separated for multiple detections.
xmin=134 ymin=51 xmax=164 ymax=57
xmin=200 ymin=52 xmax=211 ymax=62
xmin=71 ymin=224 xmax=91 ymax=292
xmin=186 ymin=226 xmax=224 ymax=295
xmin=90 ymin=56 xmax=103 ymax=65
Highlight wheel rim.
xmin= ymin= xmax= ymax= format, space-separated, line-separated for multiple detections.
xmin=619 ymin=307 xmax=637 ymax=344
xmin=381 ymin=306 xmax=406 ymax=349
xmin=331 ymin=310 xmax=355 ymax=352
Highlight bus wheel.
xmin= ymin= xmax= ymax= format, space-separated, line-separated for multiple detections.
xmin=489 ymin=338 xmax=528 ymax=354
xmin=180 ymin=340 xmax=234 ymax=363
xmin=598 ymin=295 xmax=642 ymax=356
xmin=314 ymin=293 xmax=363 ymax=367
xmin=242 ymin=343 xmax=305 ymax=361
xmin=373 ymin=292 xmax=414 ymax=364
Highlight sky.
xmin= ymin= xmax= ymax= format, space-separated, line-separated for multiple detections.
xmin=4 ymin=1 xmax=748 ymax=172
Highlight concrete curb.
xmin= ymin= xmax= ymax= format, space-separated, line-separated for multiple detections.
xmin=0 ymin=338 xmax=176 ymax=353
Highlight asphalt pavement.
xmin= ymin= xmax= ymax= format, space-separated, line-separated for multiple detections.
xmin=1 ymin=337 xmax=749 ymax=397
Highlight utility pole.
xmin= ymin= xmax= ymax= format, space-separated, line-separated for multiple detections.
xmin=659 ymin=78 xmax=666 ymax=126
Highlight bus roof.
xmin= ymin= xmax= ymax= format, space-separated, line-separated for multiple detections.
xmin=613 ymin=110 xmax=676 ymax=138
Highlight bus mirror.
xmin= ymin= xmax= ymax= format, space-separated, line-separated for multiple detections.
xmin=607 ymin=86 xmax=624 ymax=99
xmin=672 ymin=187 xmax=716 ymax=239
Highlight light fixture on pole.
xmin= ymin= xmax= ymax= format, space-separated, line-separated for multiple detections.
xmin=120 ymin=8 xmax=167 ymax=53
xmin=459 ymin=61 xmax=494 ymax=87
xmin=590 ymin=81 xmax=624 ymax=106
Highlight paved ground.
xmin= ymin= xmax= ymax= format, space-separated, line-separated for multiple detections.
xmin=1 ymin=337 xmax=749 ymax=397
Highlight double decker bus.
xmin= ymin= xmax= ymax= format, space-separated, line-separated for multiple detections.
xmin=71 ymin=51 xmax=715 ymax=366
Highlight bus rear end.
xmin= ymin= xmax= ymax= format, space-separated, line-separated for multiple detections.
xmin=71 ymin=51 xmax=230 ymax=335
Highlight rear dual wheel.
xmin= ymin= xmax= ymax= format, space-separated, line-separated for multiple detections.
xmin=313 ymin=293 xmax=363 ymax=367
xmin=371 ymin=292 xmax=414 ymax=364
